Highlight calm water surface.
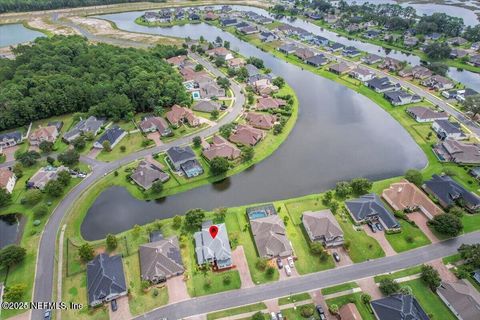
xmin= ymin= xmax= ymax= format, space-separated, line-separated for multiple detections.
xmin=0 ymin=24 xmax=44 ymax=47
xmin=82 ymin=16 xmax=427 ymax=240
xmin=0 ymin=214 xmax=21 ymax=249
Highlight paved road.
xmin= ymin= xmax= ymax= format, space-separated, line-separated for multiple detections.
xmin=31 ymin=54 xmax=245 ymax=320
xmin=136 ymin=231 xmax=480 ymax=319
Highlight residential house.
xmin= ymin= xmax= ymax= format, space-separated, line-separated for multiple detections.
xmin=426 ymin=33 xmax=441 ymax=41
xmin=422 ymin=75 xmax=454 ymax=91
xmin=433 ymin=139 xmax=480 ymax=165
xmin=206 ymin=47 xmax=233 ymax=61
xmin=349 ymin=67 xmax=375 ymax=82
xmin=139 ymin=236 xmax=184 ymax=284
xmin=362 ymin=53 xmax=382 ymax=65
xmin=256 ymin=97 xmax=286 ymax=111
xmin=86 ymin=254 xmax=127 ymax=307
xmin=328 ymin=42 xmax=345 ymax=52
xmin=204 ymin=11 xmax=218 ymax=21
xmin=131 ymin=159 xmax=169 ymax=190
xmin=234 ymin=21 xmax=249 ymax=30
xmin=93 ymin=126 xmax=126 ymax=149
xmin=227 ymin=57 xmax=245 ymax=69
xmin=194 ymin=221 xmax=233 ymax=269
xmin=455 ymin=88 xmax=479 ymax=103
xmin=166 ymin=105 xmax=200 ymax=127
xmin=202 ymin=135 xmax=241 ymax=161
xmin=437 ymin=280 xmax=480 ymax=320
xmin=399 ymin=66 xmax=432 ymax=79
xmin=245 ymin=112 xmax=277 ymax=130
xmin=305 ymin=54 xmax=328 ymax=67
xmin=432 ymin=120 xmax=465 ymax=140
xmin=245 ymin=64 xmax=260 ymax=77
xmin=311 ymin=36 xmax=329 ymax=47
xmin=365 ymin=30 xmax=380 ymax=39
xmin=450 ymin=48 xmax=468 ymax=59
xmin=471 ymin=42 xmax=480 ymax=51
xmin=345 ymin=193 xmax=400 ymax=230
xmin=229 ymin=124 xmax=265 ymax=146
xmin=48 ymin=121 xmax=63 ymax=131
xmin=470 ymin=54 xmax=480 ymax=68
xmin=192 ymin=100 xmax=221 ymax=113
xmin=407 ymin=107 xmax=449 ymax=123
xmin=404 ymin=36 xmax=418 ymax=47
xmin=166 ymin=146 xmax=196 ymax=171
xmin=166 ymin=55 xmax=187 ymax=67
xmin=0 ymin=169 xmax=16 ymax=193
xmin=371 ymin=294 xmax=429 ymax=320
xmin=338 ymin=303 xmax=362 ymax=320
xmin=143 ymin=12 xmax=161 ymax=23
xmin=239 ymin=25 xmax=258 ymax=35
xmin=423 ymin=174 xmax=480 ymax=211
xmin=259 ymin=31 xmax=277 ymax=42
xmin=200 ymin=82 xmax=225 ymax=99
xmin=220 ymin=17 xmax=237 ymax=27
xmin=28 ymin=166 xmax=68 ymax=190
xmin=329 ymin=62 xmax=353 ymax=75
xmin=250 ymin=214 xmax=293 ymax=258
xmin=447 ymin=37 xmax=467 ymax=46
xmin=29 ymin=126 xmax=58 ymax=146
xmin=384 ymin=90 xmax=422 ymax=106
xmin=0 ymin=131 xmax=22 ymax=150
xmin=294 ymin=47 xmax=315 ymax=61
xmin=366 ymin=77 xmax=401 ymax=93
xmin=342 ymin=46 xmax=361 ymax=57
xmin=382 ymin=180 xmax=443 ymax=219
xmin=278 ymin=43 xmax=297 ymax=54
xmin=379 ymin=57 xmax=403 ymax=71
xmin=302 ymin=210 xmax=344 ymax=247
xmin=63 ymin=116 xmax=104 ymax=143
xmin=139 ymin=116 xmax=172 ymax=136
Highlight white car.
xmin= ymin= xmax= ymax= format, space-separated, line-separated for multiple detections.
xmin=284 ymin=264 xmax=292 ymax=276
xmin=270 ymin=311 xmax=277 ymax=320
xmin=287 ymin=256 xmax=294 ymax=268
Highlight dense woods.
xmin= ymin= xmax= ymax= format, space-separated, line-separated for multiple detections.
xmin=0 ymin=0 xmax=166 ymax=13
xmin=0 ymin=36 xmax=191 ymax=131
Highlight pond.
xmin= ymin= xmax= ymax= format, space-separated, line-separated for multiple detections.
xmin=0 ymin=213 xmax=23 ymax=249
xmin=0 ymin=23 xmax=44 ymax=47
xmin=81 ymin=16 xmax=427 ymax=240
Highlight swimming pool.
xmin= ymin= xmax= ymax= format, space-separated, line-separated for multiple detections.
xmin=248 ymin=210 xmax=268 ymax=220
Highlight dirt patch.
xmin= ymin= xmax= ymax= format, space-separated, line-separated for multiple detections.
xmin=28 ymin=17 xmax=79 ymax=36
xmin=408 ymin=212 xmax=439 ymax=243
xmin=362 ymin=225 xmax=396 ymax=257
xmin=232 ymin=246 xmax=254 ymax=288
xmin=167 ymin=275 xmax=190 ymax=304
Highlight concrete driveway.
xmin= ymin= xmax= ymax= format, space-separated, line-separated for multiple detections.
xmin=278 ymin=257 xmax=299 ymax=280
xmin=328 ymin=247 xmax=353 ymax=267
xmin=310 ymin=290 xmax=334 ymax=320
xmin=408 ymin=212 xmax=439 ymax=243
xmin=428 ymin=259 xmax=457 ymax=282
xmin=108 ymin=296 xmax=131 ymax=320
xmin=363 ymin=225 xmax=396 ymax=256
xmin=2 ymin=145 xmax=18 ymax=162
xmin=357 ymin=277 xmax=383 ymax=300
xmin=232 ymin=246 xmax=254 ymax=288
xmin=147 ymin=132 xmax=162 ymax=147
xmin=167 ymin=275 xmax=190 ymax=304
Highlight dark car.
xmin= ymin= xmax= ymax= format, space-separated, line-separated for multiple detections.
xmin=375 ymin=222 xmax=383 ymax=231
xmin=111 ymin=299 xmax=118 ymax=312
xmin=333 ymin=252 xmax=340 ymax=262
xmin=316 ymin=305 xmax=326 ymax=320
xmin=277 ymin=311 xmax=284 ymax=320
xmin=368 ymin=222 xmax=377 ymax=233
xmin=44 ymin=310 xmax=52 ymax=320
xmin=276 ymin=257 xmax=283 ymax=269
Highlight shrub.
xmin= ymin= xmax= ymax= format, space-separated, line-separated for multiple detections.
xmin=300 ymin=305 xmax=314 ymax=317
xmin=33 ymin=204 xmax=49 ymax=219
xmin=379 ymin=278 xmax=400 ymax=295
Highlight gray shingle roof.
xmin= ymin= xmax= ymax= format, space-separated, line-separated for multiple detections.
xmin=194 ymin=222 xmax=232 ymax=268
xmin=345 ymin=194 xmax=399 ymax=229
xmin=86 ymin=254 xmax=126 ymax=306
xmin=371 ymin=294 xmax=430 ymax=320
xmin=166 ymin=146 xmax=196 ymax=165
xmin=250 ymin=215 xmax=293 ymax=258
xmin=139 ymin=236 xmax=184 ymax=283
xmin=424 ymin=174 xmax=480 ymax=209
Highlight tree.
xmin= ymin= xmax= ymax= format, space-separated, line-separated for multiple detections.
xmin=45 ymin=179 xmax=64 ymax=197
xmin=428 ymin=213 xmax=463 ymax=236
xmin=329 ymin=304 xmax=339 ymax=314
xmin=266 ymin=266 xmax=275 ymax=277
xmin=322 ymin=190 xmax=333 ymax=205
xmin=219 ymin=123 xmax=235 ymax=138
xmin=72 ymin=136 xmax=86 ymax=151
xmin=23 ymin=189 xmax=43 ymax=205
xmin=223 ymin=273 xmax=232 ymax=285
xmin=33 ymin=204 xmax=49 ymax=219
xmin=241 ymin=146 xmax=254 ymax=162
xmin=311 ymin=242 xmax=325 ymax=255
xmin=195 ymin=64 xmax=204 ymax=72
xmin=448 ymin=206 xmax=466 ymax=217
xmin=193 ymin=136 xmax=202 ymax=148
xmin=78 ymin=243 xmax=94 ymax=262
xmin=151 ymin=180 xmax=163 ymax=194
xmin=399 ymin=285 xmax=413 ymax=295
xmin=3 ymin=283 xmax=26 ymax=302
xmin=102 ymin=140 xmax=112 ymax=152
xmin=361 ymin=293 xmax=371 ymax=304
xmin=57 ymin=170 xmax=71 ymax=186
xmin=405 ymin=169 xmax=423 ymax=186
xmin=350 ymin=177 xmax=372 ymax=195
xmin=13 ymin=164 xmax=23 ymax=178
xmin=173 ymin=215 xmax=182 ymax=229
xmin=379 ymin=278 xmax=400 ymax=295
xmin=217 ymin=77 xmax=230 ymax=90
xmin=120 ymin=145 xmax=126 ymax=152
xmin=458 ymin=243 xmax=480 ymax=268
xmin=424 ymin=42 xmax=452 ymax=60
xmin=330 ymin=201 xmax=339 ymax=214
xmin=211 ymin=109 xmax=219 ymax=120
xmin=58 ymin=149 xmax=79 ymax=166
xmin=39 ymin=140 xmax=54 ymax=153
xmin=214 ymin=56 xmax=225 ymax=67
xmin=16 ymin=151 xmax=40 ymax=167
xmin=0 ymin=245 xmax=26 ymax=268
xmin=272 ymin=77 xmax=285 ymax=88
xmin=0 ymin=188 xmax=12 ymax=207
xmin=335 ymin=181 xmax=352 ymax=198
xmin=46 ymin=156 xmax=55 ymax=165
xmin=154 ymin=106 xmax=165 ymax=116
xmin=246 ymin=57 xmax=264 ymax=69
xmin=300 ymin=305 xmax=314 ymax=317
xmin=273 ymin=123 xmax=283 ymax=135
xmin=464 ymin=94 xmax=480 ymax=118
xmin=421 ymin=264 xmax=441 ymax=290
xmin=251 ymin=311 xmax=264 ymax=320
xmin=184 ymin=208 xmax=206 ymax=229
xmin=215 ymin=207 xmax=228 ymax=221
xmin=425 ymin=62 xmax=448 ymax=77
xmin=106 ymin=234 xmax=118 ymax=250
xmin=210 ymin=157 xmax=230 ymax=175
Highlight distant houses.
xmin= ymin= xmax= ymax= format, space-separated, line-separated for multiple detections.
xmin=366 ymin=77 xmax=400 ymax=93
xmin=0 ymin=131 xmax=22 ymax=151
xmin=0 ymin=168 xmax=16 ymax=193
xmin=229 ymin=124 xmax=265 ymax=146
xmin=256 ymin=97 xmax=286 ymax=111
xmin=29 ymin=126 xmax=58 ymax=146
xmin=194 ymin=221 xmax=233 ymax=270
xmin=139 ymin=116 xmax=172 ymax=137
xmin=245 ymin=112 xmax=277 ymax=130
xmin=433 ymin=139 xmax=480 ymax=165
xmin=432 ymin=120 xmax=465 ymax=141
xmin=166 ymin=105 xmax=200 ymax=127
xmin=63 ymin=116 xmax=104 ymax=143
xmin=384 ymin=90 xmax=421 ymax=106
xmin=406 ymin=107 xmax=449 ymax=123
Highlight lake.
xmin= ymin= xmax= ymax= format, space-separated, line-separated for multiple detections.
xmin=81 ymin=16 xmax=427 ymax=240
xmin=0 ymin=214 xmax=22 ymax=249
xmin=0 ymin=23 xmax=44 ymax=47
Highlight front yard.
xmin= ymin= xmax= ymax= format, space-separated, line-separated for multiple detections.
xmin=385 ymin=220 xmax=431 ymax=253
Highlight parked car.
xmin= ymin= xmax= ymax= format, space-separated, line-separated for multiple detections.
xmin=287 ymin=256 xmax=294 ymax=268
xmin=368 ymin=222 xmax=377 ymax=233
xmin=111 ymin=299 xmax=118 ymax=312
xmin=270 ymin=311 xmax=277 ymax=320
xmin=44 ymin=310 xmax=52 ymax=320
xmin=375 ymin=222 xmax=383 ymax=231
xmin=285 ymin=264 xmax=292 ymax=276
xmin=277 ymin=312 xmax=284 ymax=320
xmin=276 ymin=257 xmax=283 ymax=269
xmin=316 ymin=305 xmax=326 ymax=320
xmin=333 ymin=252 xmax=340 ymax=262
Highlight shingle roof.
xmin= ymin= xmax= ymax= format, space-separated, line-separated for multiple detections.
xmin=437 ymin=280 xmax=480 ymax=320
xmin=345 ymin=193 xmax=399 ymax=229
xmin=371 ymin=294 xmax=430 ymax=320
xmin=407 ymin=107 xmax=448 ymax=121
xmin=424 ymin=174 xmax=480 ymax=208
xmin=302 ymin=210 xmax=343 ymax=241
xmin=194 ymin=222 xmax=232 ymax=267
xmin=95 ymin=126 xmax=125 ymax=146
xmin=250 ymin=215 xmax=292 ymax=258
xmin=139 ymin=236 xmax=184 ymax=282
xmin=166 ymin=146 xmax=196 ymax=164
xmin=86 ymin=254 xmax=126 ymax=306
xmin=131 ymin=160 xmax=169 ymax=189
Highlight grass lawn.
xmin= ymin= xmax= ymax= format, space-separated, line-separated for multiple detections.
xmin=278 ymin=292 xmax=311 ymax=306
xmin=326 ymin=293 xmax=375 ymax=320
xmin=96 ymin=132 xmax=149 ymax=162
xmin=281 ymin=303 xmax=320 ymax=319
xmin=373 ymin=265 xmax=423 ymax=282
xmin=385 ymin=220 xmax=431 ymax=253
xmin=442 ymin=253 xmax=462 ymax=265
xmin=321 ymin=282 xmax=359 ymax=296
xmin=404 ymin=279 xmax=457 ymax=320
xmin=207 ymin=302 xmax=267 ymax=320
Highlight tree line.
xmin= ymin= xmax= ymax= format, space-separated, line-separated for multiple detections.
xmin=0 ymin=0 xmax=166 ymax=13
xmin=0 ymin=35 xmax=191 ymax=131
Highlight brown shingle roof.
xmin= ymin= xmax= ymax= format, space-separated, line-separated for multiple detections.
xmin=250 ymin=215 xmax=293 ymax=258
xmin=202 ymin=135 xmax=241 ymax=161
xmin=0 ymin=169 xmax=14 ymax=189
xmin=229 ymin=125 xmax=265 ymax=146
xmin=245 ymin=112 xmax=277 ymax=130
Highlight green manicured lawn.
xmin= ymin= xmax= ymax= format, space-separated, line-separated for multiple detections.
xmin=278 ymin=293 xmax=311 ymax=305
xmin=281 ymin=303 xmax=320 ymax=319
xmin=442 ymin=253 xmax=462 ymax=265
xmin=385 ymin=220 xmax=431 ymax=253
xmin=326 ymin=293 xmax=375 ymax=320
xmin=96 ymin=132 xmax=149 ymax=162
xmin=321 ymin=282 xmax=359 ymax=296
xmin=374 ymin=265 xmax=423 ymax=282
xmin=405 ymin=279 xmax=456 ymax=320
xmin=207 ymin=302 xmax=267 ymax=320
